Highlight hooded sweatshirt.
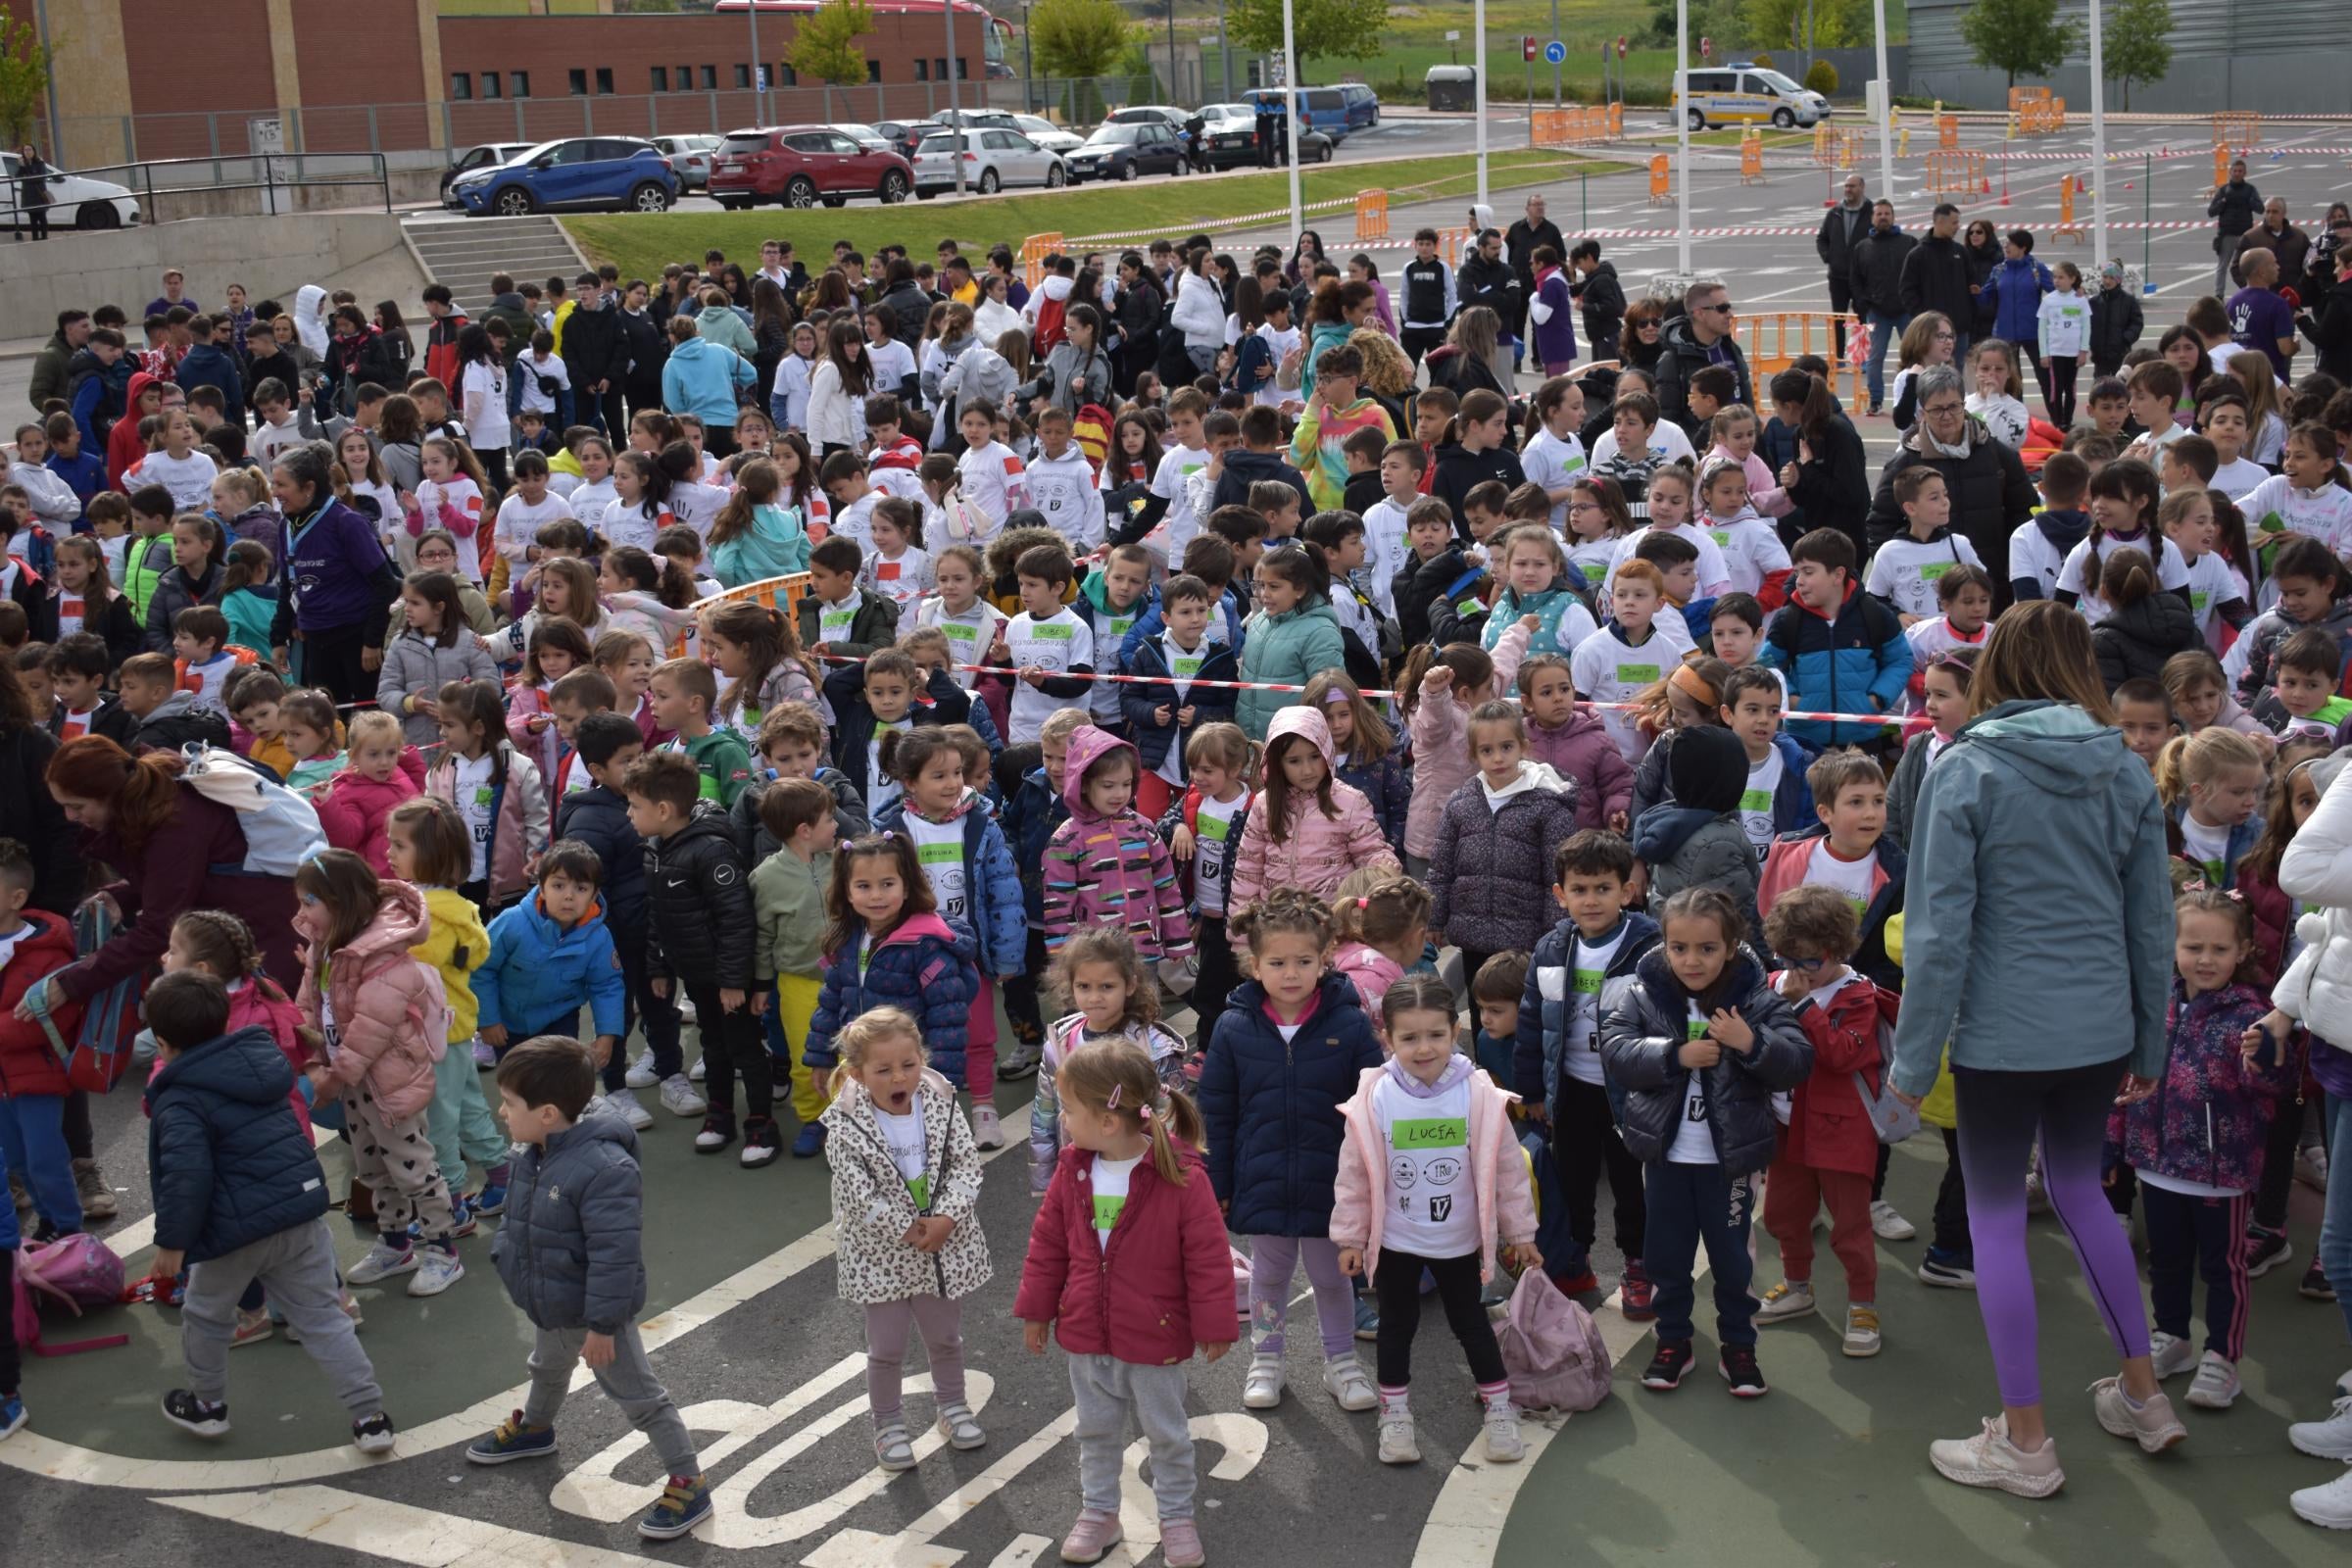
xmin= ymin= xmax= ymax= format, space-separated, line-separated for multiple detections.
xmin=1229 ymin=705 xmax=1399 ymax=911
xmin=1041 ymin=725 xmax=1194 ymax=963
xmin=2007 ymin=507 xmax=2092 ymax=602
xmin=106 ymin=368 xmax=165 ymax=489
xmin=297 ymin=878 xmax=449 ymax=1123
xmin=1633 ymin=725 xmax=1759 ymax=922
xmin=294 ymin=285 xmax=330 ymax=359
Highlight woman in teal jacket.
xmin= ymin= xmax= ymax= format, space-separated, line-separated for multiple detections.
xmin=657 ymin=316 xmax=755 ymax=450
xmin=1235 ymin=544 xmax=1345 ymax=741
xmin=1888 ymin=601 xmax=2178 ymax=1498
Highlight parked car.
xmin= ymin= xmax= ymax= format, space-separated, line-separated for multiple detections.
xmin=1678 ymin=64 xmax=1833 ymax=129
xmin=448 ymin=137 xmax=678 ymax=217
xmin=0 ymin=152 xmax=139 ymax=229
xmin=1012 ymin=114 xmax=1083 ymax=155
xmin=1242 ymin=84 xmax=1377 ymax=141
xmin=710 ymin=124 xmax=913 ymax=208
xmin=931 ymin=109 xmax=1021 ymax=131
xmin=873 ymin=120 xmax=938 ymax=162
xmin=829 ymin=122 xmax=896 ymax=156
xmin=911 ymin=127 xmax=1064 ymax=197
xmin=1062 ymin=120 xmax=1192 ymax=183
xmin=440 ymin=141 xmax=535 ymax=200
xmin=1104 ymin=105 xmax=1191 ymax=135
xmin=1191 ymin=102 xmax=1334 ymax=168
xmin=652 ymin=135 xmax=721 ymax=191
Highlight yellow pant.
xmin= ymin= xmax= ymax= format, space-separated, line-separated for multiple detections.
xmin=774 ymin=972 xmax=828 ymax=1124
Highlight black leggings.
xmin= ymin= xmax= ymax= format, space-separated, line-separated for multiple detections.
xmin=1374 ymin=1248 xmax=1506 ymax=1390
xmin=2254 ymin=1093 xmax=2324 ymax=1233
xmin=62 ymin=1088 xmax=90 ymax=1162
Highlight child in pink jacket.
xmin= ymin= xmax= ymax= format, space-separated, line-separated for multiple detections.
xmin=1518 ymin=651 xmax=1636 ymax=832
xmin=1229 ymin=705 xmax=1398 ymax=919
xmin=1332 ymin=974 xmax=1542 ymax=1467
xmin=1401 ymin=621 xmax=1531 ymax=875
xmin=1042 ymin=725 xmax=1195 ymax=965
xmin=314 ymin=710 xmax=426 ymax=877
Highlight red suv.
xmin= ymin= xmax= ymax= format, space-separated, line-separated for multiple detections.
xmin=710 ymin=124 xmax=913 ymax=209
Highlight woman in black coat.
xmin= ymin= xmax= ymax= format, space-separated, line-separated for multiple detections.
xmin=0 ymin=658 xmax=80 ymax=913
xmin=1963 ymin=220 xmax=2002 ymax=340
xmin=1769 ymin=368 xmax=1872 ymax=561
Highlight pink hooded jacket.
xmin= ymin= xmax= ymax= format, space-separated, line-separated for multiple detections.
xmin=1042 ymin=724 xmax=1195 ymax=963
xmin=1404 ymin=620 xmax=1530 ymax=859
xmin=1525 ymin=706 xmax=1635 ymax=831
xmin=1229 ymin=705 xmax=1399 ymax=915
xmin=1329 ymin=1058 xmax=1539 ymax=1284
xmin=315 ymin=746 xmax=427 ymax=877
xmin=1333 ymin=941 xmax=1403 ymax=1028
xmin=295 ymin=879 xmax=451 ymax=1123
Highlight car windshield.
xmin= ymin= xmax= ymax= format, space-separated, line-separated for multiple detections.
xmin=1085 ymin=124 xmax=1140 ymax=145
xmin=718 ymin=132 xmax=771 ymax=157
xmin=915 ymin=132 xmax=964 ymax=154
xmin=1754 ymin=70 xmax=1806 ymax=94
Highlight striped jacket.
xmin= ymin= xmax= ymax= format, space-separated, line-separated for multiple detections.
xmin=1042 ymin=726 xmax=1195 ymax=963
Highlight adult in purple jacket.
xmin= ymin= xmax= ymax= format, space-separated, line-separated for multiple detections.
xmin=268 ymin=443 xmax=401 ymax=707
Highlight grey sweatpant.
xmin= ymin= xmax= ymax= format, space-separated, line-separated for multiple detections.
xmin=1069 ymin=1353 xmax=1196 ymax=1519
xmin=182 ymin=1218 xmax=382 ymax=1415
xmin=522 ymin=1321 xmax=700 ymax=1476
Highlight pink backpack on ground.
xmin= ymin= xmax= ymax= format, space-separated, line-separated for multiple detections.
xmin=1496 ymin=1268 xmax=1611 ymax=1413
xmin=12 ymin=1235 xmax=130 ymax=1357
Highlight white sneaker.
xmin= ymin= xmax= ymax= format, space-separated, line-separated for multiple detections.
xmin=345 ymin=1241 xmax=420 ymax=1285
xmin=1753 ymin=1280 xmax=1816 ymax=1323
xmin=2187 ymin=1351 xmax=2241 ymax=1410
xmin=407 ymin=1246 xmax=464 ymax=1297
xmin=1870 ymin=1200 xmax=1916 ymax=1242
xmin=605 ymin=1086 xmax=655 ymax=1131
xmin=659 ymin=1074 xmax=708 ymax=1117
xmin=2292 ymin=1396 xmax=2352 ymax=1459
xmin=971 ymin=1104 xmax=1004 ymax=1151
xmin=688 ymin=1054 xmax=705 ymax=1081
xmin=2024 ymin=1167 xmax=2049 ymax=1215
xmin=624 ymin=1049 xmax=661 ymax=1089
xmin=2148 ymin=1331 xmax=2197 ymax=1380
xmin=2090 ymin=1377 xmax=2187 ymax=1453
xmin=1242 ymin=1354 xmax=1285 ymax=1409
xmin=1929 ymin=1416 xmax=2065 ymax=1498
xmin=2292 ymin=1467 xmax=2352 ymax=1530
xmin=1320 ymin=1356 xmax=1377 ymax=1411
xmin=1481 ymin=1397 xmax=1525 ymax=1463
xmin=1378 ymin=1408 xmax=1420 ymax=1464
xmin=2300 ymin=1145 xmax=2331 ymax=1193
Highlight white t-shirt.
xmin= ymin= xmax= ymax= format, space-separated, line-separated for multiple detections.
xmin=1375 ymin=1072 xmax=1480 ymax=1257
xmin=863 ymin=716 xmax=910 ymax=819
xmin=181 ymin=652 xmax=239 ymax=714
xmin=1557 ymin=924 xmax=1630 ymax=1087
xmin=1254 ymin=322 xmax=1301 ymax=407
xmin=142 ymin=449 xmax=220 ymax=511
xmin=812 ymin=591 xmax=861 ymax=650
xmin=1192 ymin=789 xmax=1247 ymax=916
xmin=1149 ymin=444 xmax=1211 ymax=563
xmin=829 ymin=490 xmax=880 ymax=555
xmin=1590 ymin=422 xmax=1696 ymax=468
xmin=1867 ymin=532 xmax=1986 ymax=619
xmin=1520 ymin=427 xmax=1589 ymax=533
xmin=1605 ymin=521 xmax=1732 ymax=601
xmin=861 ymin=545 xmax=934 ymax=612
xmin=566 ymin=476 xmax=617 ymax=542
xmin=2181 ymin=550 xmax=2239 ymax=638
xmin=516 ymin=351 xmax=570 ymax=416
xmin=1152 ymin=632 xmax=1213 ymax=787
xmin=2180 ymin=811 xmax=2232 ymax=887
xmin=875 ymin=1104 xmax=931 ymax=1206
xmin=494 ymin=490 xmax=574 ymax=565
xmin=1361 ymin=496 xmax=1414 ymax=617
xmin=2055 ymin=532 xmax=2191 ymax=622
xmin=1740 ymin=747 xmax=1784 ymax=852
xmin=901 ymin=809 xmax=969 ymax=925
xmin=53 ymin=589 xmax=87 ymax=642
xmin=1571 ymin=622 xmax=1673 ymax=763
xmin=667 ymin=479 xmax=726 ymax=543
xmin=912 ymin=598 xmax=1003 ymax=690
xmin=1805 ymin=836 xmax=1879 ymax=919
xmin=1706 ymin=513 xmax=1791 ymax=598
xmin=2233 ymin=476 xmax=2352 ymax=562
xmin=1005 ymin=607 xmax=1092 ymax=745
xmin=416 ymin=475 xmax=488 ymax=584
xmin=452 ymin=751 xmax=496 ymax=882
xmin=1667 ymin=1003 xmax=1718 ymax=1165
xmin=1092 ymin=1152 xmax=1144 ymax=1250
xmin=462 ymin=360 xmax=511 ymax=451
xmin=2210 ymin=457 xmax=2269 ymax=498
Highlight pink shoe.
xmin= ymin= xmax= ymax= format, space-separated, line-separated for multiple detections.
xmin=1160 ymin=1515 xmax=1205 ymax=1567
xmin=1059 ymin=1507 xmax=1122 ymax=1563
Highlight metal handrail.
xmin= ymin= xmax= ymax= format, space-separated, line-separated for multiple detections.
xmin=10 ymin=152 xmax=393 ymax=224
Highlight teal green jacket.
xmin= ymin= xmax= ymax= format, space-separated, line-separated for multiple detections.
xmin=1235 ymin=596 xmax=1344 ymax=741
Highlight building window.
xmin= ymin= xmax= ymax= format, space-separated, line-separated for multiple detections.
xmin=568 ymin=69 xmax=587 ymax=96
xmin=955 ymin=57 xmax=968 ymax=79
xmin=675 ymin=64 xmax=692 ymax=91
xmin=451 ymin=73 xmax=472 ymax=101
xmin=651 ymin=67 xmax=668 ymax=92
xmin=512 ymin=72 xmax=530 ymax=98
xmin=701 ymin=66 xmax=716 ymax=90
xmin=776 ymin=63 xmax=796 ymax=87
xmin=734 ymin=64 xmax=751 ymax=88
xmin=482 ymin=72 xmax=503 ymax=99
xmin=866 ymin=60 xmax=882 ymax=83
xmin=596 ymin=68 xmax=613 ymax=94
xmin=934 ymin=58 xmax=948 ymax=80
xmin=914 ymin=59 xmax=928 ymax=81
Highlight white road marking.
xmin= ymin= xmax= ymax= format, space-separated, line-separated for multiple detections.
xmin=156 ymin=1486 xmax=653 ymax=1567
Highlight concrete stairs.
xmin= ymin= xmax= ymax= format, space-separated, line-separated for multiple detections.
xmin=399 ymin=213 xmax=586 ymax=314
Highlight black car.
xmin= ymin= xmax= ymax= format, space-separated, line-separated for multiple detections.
xmin=1061 ymin=121 xmax=1191 ymax=183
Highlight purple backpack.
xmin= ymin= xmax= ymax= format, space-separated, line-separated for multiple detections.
xmin=12 ymin=1236 xmax=130 ymax=1357
xmin=1496 ymin=1268 xmax=1611 ymax=1413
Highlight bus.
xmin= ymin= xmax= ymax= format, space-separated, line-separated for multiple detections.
xmin=712 ymin=0 xmax=1013 ymax=77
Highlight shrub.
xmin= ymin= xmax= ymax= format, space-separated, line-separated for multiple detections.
xmin=1805 ymin=59 xmax=1839 ymax=95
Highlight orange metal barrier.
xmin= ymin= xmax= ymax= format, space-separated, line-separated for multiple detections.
xmin=2007 ymin=86 xmax=2050 ymax=110
xmin=2214 ymin=113 xmax=2258 ymax=154
xmin=1608 ymin=103 xmax=1623 ymax=137
xmin=2052 ymin=174 xmax=2085 ymax=242
xmin=1936 ymin=114 xmax=1959 ymax=150
xmin=1738 ymin=311 xmax=1870 ymax=407
xmin=2016 ymin=97 xmax=2066 ymax=134
xmin=1740 ymin=131 xmax=1765 ymax=184
xmin=1018 ymin=232 xmax=1064 ymax=289
xmin=1433 ymin=225 xmax=1477 ymax=265
xmin=1354 ymin=190 xmax=1389 ymax=244
xmin=1648 ymin=153 xmax=1670 ymax=204
xmin=1531 ymin=106 xmax=1614 ymax=147
xmin=2213 ymin=143 xmax=2230 ymax=190
xmin=663 ymin=573 xmax=812 ymax=661
xmin=1925 ymin=149 xmax=1989 ymax=196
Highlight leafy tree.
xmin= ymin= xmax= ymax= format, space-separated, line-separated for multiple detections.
xmin=1958 ymin=0 xmax=2078 ymax=88
xmin=2103 ymin=0 xmax=2174 ymax=110
xmin=1741 ymin=0 xmax=1875 ymax=50
xmin=789 ymin=0 xmax=875 ymax=87
xmin=1226 ymin=0 xmax=1389 ymax=78
xmin=0 ymin=8 xmax=47 ymax=150
xmin=1031 ymin=0 xmax=1130 ymax=78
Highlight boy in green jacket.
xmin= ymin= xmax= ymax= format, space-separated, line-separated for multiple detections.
xmin=751 ymin=777 xmax=836 ymax=1156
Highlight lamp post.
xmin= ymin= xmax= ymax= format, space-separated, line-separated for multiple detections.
xmin=945 ymin=0 xmax=966 ymax=196
xmin=1872 ymin=0 xmax=1892 ymax=197
xmin=1021 ymin=0 xmax=1034 ymax=115
xmin=1219 ymin=0 xmax=1234 ymax=99
xmin=1474 ymin=0 xmax=1489 ymax=208
xmin=1168 ymin=0 xmax=1182 ymax=104
xmin=1676 ymin=0 xmax=1690 ymax=272
xmin=2087 ymin=0 xmax=2109 ymax=273
xmin=1284 ymin=0 xmax=1301 ymax=243
xmin=745 ymin=0 xmax=766 ymax=124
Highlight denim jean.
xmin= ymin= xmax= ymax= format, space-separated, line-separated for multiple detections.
xmin=2323 ymin=1092 xmax=2352 ymax=1345
xmin=1865 ymin=311 xmax=1909 ymax=409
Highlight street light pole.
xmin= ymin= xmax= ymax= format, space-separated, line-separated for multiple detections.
xmin=2087 ymin=0 xmax=2109 ymax=275
xmin=1168 ymin=1 xmax=1181 ymax=103
xmin=1474 ymin=0 xmax=1489 ymax=209
xmin=1283 ymin=0 xmax=1301 ymax=243
xmin=1872 ymin=0 xmax=1892 ymax=202
xmin=1675 ymin=0 xmax=1690 ymax=272
xmin=745 ymin=0 xmax=766 ymax=123
xmin=945 ymin=0 xmax=966 ymax=196
xmin=1220 ymin=0 xmax=1234 ymax=99
xmin=1021 ymin=0 xmax=1034 ymax=115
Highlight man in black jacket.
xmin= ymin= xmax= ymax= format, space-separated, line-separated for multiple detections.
xmin=1848 ymin=200 xmax=1915 ymax=416
xmin=2209 ymin=158 xmax=2260 ymax=296
xmin=1653 ymin=279 xmax=1752 ymax=440
xmin=1569 ymin=240 xmax=1626 ymax=364
xmin=2298 ymin=247 xmax=2352 ymax=384
xmin=1456 ymin=228 xmax=1520 ymax=346
xmin=562 ymin=273 xmax=627 ymax=437
xmin=1816 ymin=174 xmax=1871 ymax=361
xmin=1505 ymin=195 xmax=1566 ymax=361
xmin=1899 ymin=202 xmax=1977 ymax=361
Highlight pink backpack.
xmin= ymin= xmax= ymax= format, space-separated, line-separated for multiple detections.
xmin=1496 ymin=1268 xmax=1611 ymax=1413
xmin=12 ymin=1235 xmax=130 ymax=1357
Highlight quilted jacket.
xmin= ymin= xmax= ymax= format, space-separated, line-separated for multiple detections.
xmin=0 ymin=909 xmax=81 ymax=1099
xmin=314 ymin=746 xmax=426 ymax=878
xmin=1041 ymin=726 xmax=1194 ymax=963
xmin=873 ymin=785 xmax=1027 ymax=976
xmin=1335 ymin=748 xmax=1411 ymax=861
xmin=1430 ymin=761 xmax=1582 ymax=956
xmin=489 ymin=1100 xmax=648 ymax=1333
xmin=1199 ymin=971 xmax=1385 ymax=1237
xmin=1228 ymin=706 xmax=1398 ymax=914
xmin=2109 ymin=978 xmax=2293 ymax=1194
xmin=376 ymin=629 xmax=500 ymax=747
xmin=474 ymin=891 xmax=627 ymax=1040
xmin=641 ymin=803 xmax=755 ymax=989
xmin=1403 ymin=620 xmax=1532 ymax=859
xmin=1514 ymin=909 xmax=1662 ymax=1115
xmin=822 ymin=1071 xmax=992 ymax=1304
xmin=145 ymin=1024 xmax=328 ymax=1263
xmin=1773 ymin=971 xmax=1900 ymax=1179
xmin=1120 ymin=629 xmax=1241 ymax=775
xmin=804 ymin=911 xmax=980 ymax=1081
xmin=1599 ymin=947 xmax=1813 ymax=1175
xmin=1527 ymin=707 xmax=1634 ymax=832
xmin=296 ymin=879 xmax=450 ymax=1122
xmin=1015 ymin=1140 xmax=1238 ymax=1365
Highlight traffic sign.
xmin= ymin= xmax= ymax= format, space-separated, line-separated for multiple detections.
xmin=1618 ymin=34 xmax=1629 ymax=58
xmin=1523 ymin=35 xmax=1538 ymax=61
xmin=1544 ymin=39 xmax=1567 ymax=64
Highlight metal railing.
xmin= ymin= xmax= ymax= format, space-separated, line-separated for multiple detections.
xmin=24 ymin=153 xmax=395 ymax=225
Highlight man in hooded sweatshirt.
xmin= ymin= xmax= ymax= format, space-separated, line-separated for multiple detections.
xmin=563 ymin=271 xmax=627 ymax=437
xmin=1900 ymin=204 xmax=1978 ymax=361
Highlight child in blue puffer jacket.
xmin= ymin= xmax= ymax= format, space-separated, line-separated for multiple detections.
xmin=803 ymin=832 xmax=980 ymax=1111
xmin=472 ymin=844 xmax=627 ymax=1069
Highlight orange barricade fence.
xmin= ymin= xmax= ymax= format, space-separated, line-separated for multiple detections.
xmin=1648 ymin=153 xmax=1670 ymax=203
xmin=1436 ymin=225 xmax=1476 ymax=265
xmin=2214 ymin=113 xmax=2259 ymax=154
xmin=2053 ymin=174 xmax=2085 ymax=241
xmin=1937 ymin=114 xmax=1960 ymax=150
xmin=1925 ymin=149 xmax=1989 ymax=196
xmin=664 ymin=572 xmax=812 ymax=660
xmin=1608 ymin=102 xmax=1623 ymax=137
xmin=1738 ymin=312 xmax=1870 ymax=407
xmin=1531 ymin=106 xmax=1614 ymax=147
xmin=2007 ymin=86 xmax=2051 ymax=110
xmin=1353 ymin=189 xmax=1389 ymax=244
xmin=1017 ymin=232 xmax=1064 ymax=290
xmin=2213 ymin=143 xmax=2231 ymax=189
xmin=1740 ymin=132 xmax=1764 ymax=183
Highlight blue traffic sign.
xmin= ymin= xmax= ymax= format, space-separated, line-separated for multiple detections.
xmin=1543 ymin=39 xmax=1567 ymax=64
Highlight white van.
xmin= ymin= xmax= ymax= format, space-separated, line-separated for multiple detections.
xmin=1676 ymin=64 xmax=1832 ymax=130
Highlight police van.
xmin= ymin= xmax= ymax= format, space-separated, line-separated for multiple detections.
xmin=1676 ymin=64 xmax=1833 ymax=130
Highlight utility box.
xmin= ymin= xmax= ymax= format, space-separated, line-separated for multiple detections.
xmin=1427 ymin=66 xmax=1477 ymax=112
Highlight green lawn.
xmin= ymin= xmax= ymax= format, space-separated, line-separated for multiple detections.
xmin=565 ymin=149 xmax=1630 ymax=278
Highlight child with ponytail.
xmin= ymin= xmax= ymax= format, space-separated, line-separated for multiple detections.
xmin=706 ymin=600 xmax=819 ymax=741
xmin=2153 ymin=727 xmax=2266 ymax=890
xmin=1331 ymin=870 xmax=1434 ymax=1028
xmin=1028 ymin=927 xmax=1190 ymax=1194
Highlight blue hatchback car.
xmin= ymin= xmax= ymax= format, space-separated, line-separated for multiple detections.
xmin=448 ymin=137 xmax=679 ymax=218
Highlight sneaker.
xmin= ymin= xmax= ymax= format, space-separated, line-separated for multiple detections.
xmin=740 ymin=1116 xmax=781 ymax=1168
xmin=1620 ymin=1259 xmax=1656 ymax=1323
xmin=162 ymin=1390 xmax=230 ymax=1440
xmin=2306 ymin=1256 xmax=2338 ymax=1301
xmin=444 ymin=1196 xmax=477 ymax=1241
xmin=1320 ymin=1356 xmax=1377 ymax=1411
xmin=791 ymin=1121 xmax=827 ymax=1158
xmin=688 ymin=1053 xmax=706 ymax=1080
xmin=1842 ymin=1304 xmax=1882 ymax=1358
xmin=471 ymin=1184 xmax=508 ymax=1218
xmin=1378 ymin=1408 xmax=1420 ymax=1464
xmin=694 ymin=1112 xmax=737 ymax=1153
xmin=409 ymin=1244 xmax=464 ymax=1297
xmin=0 ymin=1395 xmax=24 ymax=1442
xmin=1719 ymin=1345 xmax=1768 ymax=1397
xmin=1641 ymin=1340 xmax=1694 ymax=1391
xmin=1058 ymin=1507 xmax=1123 ymax=1564
xmin=1242 ymin=1353 xmax=1286 ymax=1408
xmin=972 ymin=1103 xmax=1004 ymax=1150
xmin=2187 ymin=1350 xmax=2242 ymax=1409
xmin=1869 ymin=1200 xmax=1915 ymax=1241
xmin=467 ymin=1410 xmax=558 ymax=1464
xmin=2300 ymin=1144 xmax=2331 ymax=1192
xmin=607 ymin=1086 xmax=655 ymax=1131
xmin=625 ymin=1048 xmax=662 ymax=1089
xmin=1482 ymin=1396 xmax=1526 ymax=1462
xmin=1551 ymin=1267 xmax=1599 ymax=1297
xmin=2292 ymin=1468 xmax=2352 ymax=1530
xmin=345 ymin=1240 xmax=418 ymax=1285
xmin=231 ymin=1306 xmax=275 ymax=1348
xmin=2148 ymin=1330 xmax=2197 ymax=1380
xmin=1753 ymin=1280 xmax=1817 ymax=1324
xmin=638 ymin=1474 xmax=712 ymax=1541
xmin=2246 ymin=1227 xmax=2294 ymax=1278
xmin=2025 ymin=1166 xmax=2049 ymax=1215
xmin=938 ymin=1401 xmax=986 ymax=1449
xmin=660 ymin=1074 xmax=708 ymax=1118
xmin=2090 ymin=1377 xmax=2188 ymax=1453
xmin=2289 ymin=1396 xmax=2352 ymax=1459
xmin=71 ymin=1158 xmax=117 ymax=1223
xmin=1918 ymin=1248 xmax=1977 ymax=1289
xmin=997 ymin=1045 xmax=1041 ymax=1081
xmin=473 ymin=1038 xmax=497 ymax=1068
xmin=1160 ymin=1515 xmax=1205 ymax=1568
xmin=1929 ymin=1415 xmax=2065 ymax=1498
xmin=352 ymin=1411 xmax=397 ymax=1455
xmin=1353 ymin=1294 xmax=1380 ymax=1341
xmin=872 ymin=1417 xmax=916 ymax=1471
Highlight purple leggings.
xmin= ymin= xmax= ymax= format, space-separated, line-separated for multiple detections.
xmin=1954 ymin=1056 xmax=2151 ymax=1407
xmin=1247 ymin=1235 xmax=1356 ymax=1359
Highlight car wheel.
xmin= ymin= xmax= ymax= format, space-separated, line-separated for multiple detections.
xmin=492 ymin=186 xmax=536 ymax=218
xmin=628 ymin=182 xmax=671 ymax=214
xmin=1687 ymin=109 xmax=1706 ymax=132
xmin=1120 ymin=160 xmax=1140 ymax=182
xmin=1369 ymin=108 xmax=1381 ymax=126
xmin=74 ymin=200 xmax=121 ymax=230
xmin=1316 ymin=143 xmax=1332 ymax=164
xmin=1772 ymin=108 xmax=1795 ymax=128
xmin=879 ymin=171 xmax=909 ymax=203
xmin=1046 ymin=164 xmax=1065 ymax=188
xmin=784 ymin=175 xmax=818 ymax=209
xmin=980 ymin=168 xmax=1001 ymax=194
